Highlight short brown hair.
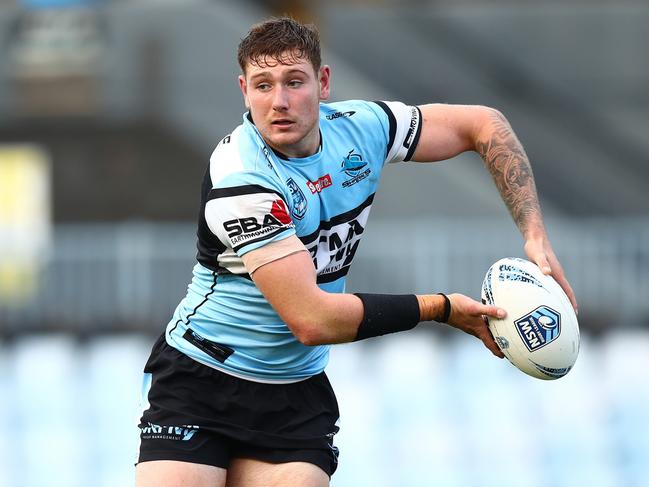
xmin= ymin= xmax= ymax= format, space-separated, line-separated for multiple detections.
xmin=237 ymin=17 xmax=321 ymax=74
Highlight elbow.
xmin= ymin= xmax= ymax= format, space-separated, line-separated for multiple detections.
xmin=473 ymin=106 xmax=510 ymax=151
xmin=476 ymin=106 xmax=506 ymax=131
xmin=482 ymin=106 xmax=509 ymax=128
xmin=298 ymin=332 xmax=323 ymax=347
xmin=288 ymin=319 xmax=325 ymax=346
xmin=477 ymin=105 xmax=504 ymax=120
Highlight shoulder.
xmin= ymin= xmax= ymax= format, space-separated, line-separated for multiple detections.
xmin=208 ymin=124 xmax=283 ymax=193
xmin=319 ymin=99 xmax=417 ymax=140
xmin=320 ymin=99 xmax=386 ymax=125
xmin=319 ymin=100 xmax=392 ymax=150
xmin=320 ymin=100 xmax=422 ymax=163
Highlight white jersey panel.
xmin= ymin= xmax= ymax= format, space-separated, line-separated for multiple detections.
xmin=205 ymin=125 xmax=297 ymax=259
xmin=206 ymin=188 xmax=295 ymax=256
xmin=378 ymin=101 xmax=423 ymax=164
xmin=208 ymin=126 xmax=245 ymax=184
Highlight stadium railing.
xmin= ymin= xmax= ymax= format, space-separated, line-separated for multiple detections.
xmin=0 ymin=218 xmax=647 ymax=335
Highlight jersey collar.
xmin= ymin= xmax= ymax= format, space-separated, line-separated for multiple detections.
xmin=243 ymin=112 xmax=323 ymax=164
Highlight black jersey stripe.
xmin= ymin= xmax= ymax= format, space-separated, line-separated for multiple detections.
xmin=208 ymin=184 xmax=285 ymax=201
xmin=217 ymin=268 xmax=253 ymax=281
xmin=316 ymin=266 xmax=352 ymax=284
xmin=197 ymin=164 xmax=228 ymax=275
xmin=405 ymin=106 xmax=423 ymax=161
xmin=372 ymin=101 xmax=396 ymax=159
xmin=168 ymin=270 xmax=218 ymax=336
xmin=298 ymin=193 xmax=375 ymax=246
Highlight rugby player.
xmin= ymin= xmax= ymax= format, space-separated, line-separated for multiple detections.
xmin=136 ymin=17 xmax=577 ymax=487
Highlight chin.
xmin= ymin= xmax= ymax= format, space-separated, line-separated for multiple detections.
xmin=268 ymin=133 xmax=303 ymax=150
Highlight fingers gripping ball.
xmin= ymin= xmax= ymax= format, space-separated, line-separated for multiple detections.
xmin=481 ymin=257 xmax=580 ymax=380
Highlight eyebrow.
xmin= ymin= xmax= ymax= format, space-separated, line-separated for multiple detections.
xmin=248 ymin=68 xmax=309 ymax=82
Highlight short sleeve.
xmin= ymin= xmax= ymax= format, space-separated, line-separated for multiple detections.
xmin=205 ymin=175 xmax=296 ymax=256
xmin=371 ymin=101 xmax=423 ymax=164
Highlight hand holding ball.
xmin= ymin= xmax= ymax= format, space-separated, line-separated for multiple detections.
xmin=481 ymin=257 xmax=580 ymax=380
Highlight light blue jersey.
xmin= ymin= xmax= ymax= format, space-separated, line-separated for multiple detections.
xmin=165 ymin=99 xmax=422 ymax=382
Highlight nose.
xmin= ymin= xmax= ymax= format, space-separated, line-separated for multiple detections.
xmin=272 ymin=85 xmax=289 ymax=112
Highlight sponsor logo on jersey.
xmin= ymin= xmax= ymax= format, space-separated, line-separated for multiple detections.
xmin=515 ymin=305 xmax=561 ymax=352
xmin=223 ymin=199 xmax=293 ymax=247
xmin=306 ymin=174 xmax=332 ymax=194
xmin=140 ymin=422 xmax=199 ymax=441
xmin=325 ymin=110 xmax=356 ymax=120
xmin=304 ymin=204 xmax=371 ymax=281
xmin=286 ymin=177 xmax=307 ymax=220
xmin=403 ymin=106 xmax=420 ymax=149
xmin=340 ymin=150 xmax=371 ymax=188
xmin=270 ymin=198 xmax=292 ymax=224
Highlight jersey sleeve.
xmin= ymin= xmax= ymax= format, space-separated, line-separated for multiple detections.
xmin=369 ymin=101 xmax=423 ymax=164
xmin=204 ymin=172 xmax=296 ymax=257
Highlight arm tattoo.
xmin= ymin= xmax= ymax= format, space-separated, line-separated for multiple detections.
xmin=475 ymin=110 xmax=543 ymax=236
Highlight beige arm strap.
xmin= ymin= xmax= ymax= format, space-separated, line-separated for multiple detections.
xmin=241 ymin=234 xmax=309 ymax=275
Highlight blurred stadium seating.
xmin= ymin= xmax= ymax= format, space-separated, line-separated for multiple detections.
xmin=0 ymin=0 xmax=647 ymax=486
xmin=0 ymin=332 xmax=647 ymax=486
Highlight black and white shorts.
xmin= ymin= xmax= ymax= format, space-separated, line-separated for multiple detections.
xmin=137 ymin=334 xmax=340 ymax=477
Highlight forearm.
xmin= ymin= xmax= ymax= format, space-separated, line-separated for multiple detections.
xmin=249 ymin=241 xmax=451 ymax=345
xmin=296 ymin=291 xmax=365 ymax=345
xmin=475 ymin=109 xmax=546 ymax=239
xmin=252 ymin=248 xmax=505 ymax=356
xmin=303 ymin=292 xmax=449 ymax=345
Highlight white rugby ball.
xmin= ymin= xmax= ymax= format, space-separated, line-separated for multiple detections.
xmin=481 ymin=257 xmax=579 ymax=380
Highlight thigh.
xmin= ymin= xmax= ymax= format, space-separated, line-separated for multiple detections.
xmin=136 ymin=460 xmax=227 ymax=487
xmin=225 ymin=458 xmax=329 ymax=487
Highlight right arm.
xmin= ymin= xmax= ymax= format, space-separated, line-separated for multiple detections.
xmin=248 ymin=243 xmax=364 ymax=345
xmin=245 ymin=236 xmax=505 ymax=357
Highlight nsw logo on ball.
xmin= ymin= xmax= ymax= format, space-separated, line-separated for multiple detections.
xmin=515 ymin=305 xmax=561 ymax=352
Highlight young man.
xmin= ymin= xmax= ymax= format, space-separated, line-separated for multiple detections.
xmin=136 ymin=17 xmax=577 ymax=487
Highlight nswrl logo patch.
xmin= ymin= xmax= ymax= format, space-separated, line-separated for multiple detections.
xmin=515 ymin=305 xmax=561 ymax=352
xmin=286 ymin=177 xmax=307 ymax=220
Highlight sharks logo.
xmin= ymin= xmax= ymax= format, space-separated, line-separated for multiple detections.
xmin=341 ymin=150 xmax=371 ymax=188
xmin=341 ymin=150 xmax=367 ymax=176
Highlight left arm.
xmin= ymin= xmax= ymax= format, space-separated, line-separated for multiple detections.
xmin=411 ymin=103 xmax=578 ymax=312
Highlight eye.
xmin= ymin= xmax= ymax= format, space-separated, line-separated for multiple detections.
xmin=256 ymin=82 xmax=271 ymax=92
xmin=287 ymin=79 xmax=304 ymax=88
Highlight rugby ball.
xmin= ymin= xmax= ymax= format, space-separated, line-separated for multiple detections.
xmin=481 ymin=257 xmax=579 ymax=380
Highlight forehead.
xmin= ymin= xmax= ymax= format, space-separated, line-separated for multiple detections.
xmin=244 ymin=52 xmax=316 ymax=78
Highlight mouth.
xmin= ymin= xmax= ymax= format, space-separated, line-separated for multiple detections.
xmin=271 ymin=119 xmax=295 ymax=128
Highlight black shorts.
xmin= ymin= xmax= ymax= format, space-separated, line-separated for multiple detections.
xmin=137 ymin=334 xmax=340 ymax=477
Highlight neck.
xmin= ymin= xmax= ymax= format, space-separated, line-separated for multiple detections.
xmin=270 ymin=126 xmax=321 ymax=159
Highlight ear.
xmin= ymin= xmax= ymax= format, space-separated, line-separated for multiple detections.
xmin=318 ymin=65 xmax=331 ymax=101
xmin=238 ymin=75 xmax=250 ymax=109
